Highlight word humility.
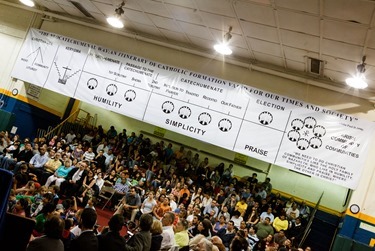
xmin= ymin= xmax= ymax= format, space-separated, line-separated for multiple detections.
xmin=93 ymin=96 xmax=123 ymax=109
xmin=165 ymin=119 xmax=206 ymax=135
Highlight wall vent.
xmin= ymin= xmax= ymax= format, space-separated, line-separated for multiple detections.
xmin=308 ymin=57 xmax=324 ymax=76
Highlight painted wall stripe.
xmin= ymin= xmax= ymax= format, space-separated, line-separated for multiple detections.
xmin=0 ymin=88 xmax=62 ymax=116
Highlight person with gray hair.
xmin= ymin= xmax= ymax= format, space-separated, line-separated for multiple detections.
xmin=189 ymin=234 xmax=217 ymax=251
xmin=174 ymin=218 xmax=189 ymax=248
xmin=160 ymin=211 xmax=176 ymax=250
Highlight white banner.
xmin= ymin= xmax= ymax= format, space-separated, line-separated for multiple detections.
xmin=11 ymin=29 xmax=375 ymax=189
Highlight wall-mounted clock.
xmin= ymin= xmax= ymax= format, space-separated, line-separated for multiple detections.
xmin=12 ymin=88 xmax=18 ymax=96
xmin=349 ymin=204 xmax=360 ymax=214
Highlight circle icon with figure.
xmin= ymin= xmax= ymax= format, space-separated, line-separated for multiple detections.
xmin=198 ymin=112 xmax=212 ymax=125
xmin=287 ymin=130 xmax=300 ymax=142
xmin=287 ymin=116 xmax=325 ymax=150
xmin=106 ymin=84 xmax=118 ymax=96
xmin=87 ymin=78 xmax=98 ymax=90
xmin=218 ymin=118 xmax=232 ymax=132
xmin=178 ymin=106 xmax=192 ymax=119
xmin=162 ymin=101 xmax=174 ymax=114
xmin=304 ymin=116 xmax=317 ymax=129
xmin=291 ymin=118 xmax=304 ymax=130
xmin=296 ymin=138 xmax=309 ymax=150
xmin=124 ymin=90 xmax=136 ymax=102
xmin=309 ymin=137 xmax=322 ymax=149
xmin=258 ymin=111 xmax=273 ymax=125
xmin=313 ymin=125 xmax=326 ymax=137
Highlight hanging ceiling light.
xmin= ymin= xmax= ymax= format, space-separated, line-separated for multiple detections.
xmin=214 ymin=26 xmax=233 ymax=55
xmin=20 ymin=0 xmax=35 ymax=7
xmin=345 ymin=56 xmax=368 ymax=89
xmin=107 ymin=1 xmax=125 ymax=29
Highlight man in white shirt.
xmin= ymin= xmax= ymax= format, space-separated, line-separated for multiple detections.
xmin=161 ymin=211 xmax=176 ymax=250
xmin=96 ymin=140 xmax=109 ymax=154
xmin=28 ymin=147 xmax=49 ymax=181
xmin=169 ymin=194 xmax=178 ymax=212
xmin=286 ymin=203 xmax=300 ymax=222
xmin=260 ymin=207 xmax=275 ymax=224
xmin=256 ymin=186 xmax=268 ymax=200
xmin=203 ymin=199 xmax=219 ymax=218
xmin=65 ymin=130 xmax=76 ymax=144
xmin=83 ymin=147 xmax=96 ymax=162
xmin=103 ymin=149 xmax=114 ymax=170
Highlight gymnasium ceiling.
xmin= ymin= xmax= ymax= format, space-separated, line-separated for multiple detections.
xmin=3 ymin=0 xmax=375 ymax=101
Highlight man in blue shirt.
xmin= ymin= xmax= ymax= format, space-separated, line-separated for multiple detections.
xmin=28 ymin=147 xmax=49 ymax=182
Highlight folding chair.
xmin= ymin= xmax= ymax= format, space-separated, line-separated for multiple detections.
xmin=97 ymin=186 xmax=116 ymax=210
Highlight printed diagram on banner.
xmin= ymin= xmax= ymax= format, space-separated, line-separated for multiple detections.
xmin=45 ymin=47 xmax=87 ymax=97
xmin=287 ymin=117 xmax=326 ymax=150
xmin=86 ymin=78 xmax=138 ymax=103
xmin=275 ymin=110 xmax=372 ymax=189
xmin=144 ymin=96 xmax=243 ymax=150
xmin=160 ymin=100 xmax=233 ymax=132
xmin=11 ymin=32 xmax=57 ymax=86
xmin=10 ymin=28 xmax=375 ymax=189
xmin=54 ymin=61 xmax=80 ymax=85
xmin=75 ymin=71 xmax=150 ymax=120
xmin=27 ymin=47 xmax=44 ymax=65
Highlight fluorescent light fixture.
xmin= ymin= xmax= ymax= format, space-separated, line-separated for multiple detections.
xmin=346 ymin=75 xmax=368 ymax=89
xmin=214 ymin=43 xmax=232 ymax=55
xmin=107 ymin=16 xmax=124 ymax=28
xmin=214 ymin=26 xmax=233 ymax=55
xmin=107 ymin=1 xmax=125 ymax=28
xmin=20 ymin=0 xmax=35 ymax=7
xmin=345 ymin=56 xmax=368 ymax=89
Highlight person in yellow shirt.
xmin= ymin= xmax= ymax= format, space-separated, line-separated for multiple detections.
xmin=235 ymin=197 xmax=248 ymax=217
xmin=41 ymin=151 xmax=62 ymax=184
xmin=174 ymin=218 xmax=189 ymax=248
xmin=272 ymin=213 xmax=289 ymax=232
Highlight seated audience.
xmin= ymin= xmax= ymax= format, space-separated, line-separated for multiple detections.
xmin=2 ymin=127 xmax=321 ymax=251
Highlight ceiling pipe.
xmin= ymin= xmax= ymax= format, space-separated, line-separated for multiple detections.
xmin=1 ymin=0 xmax=375 ymax=101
